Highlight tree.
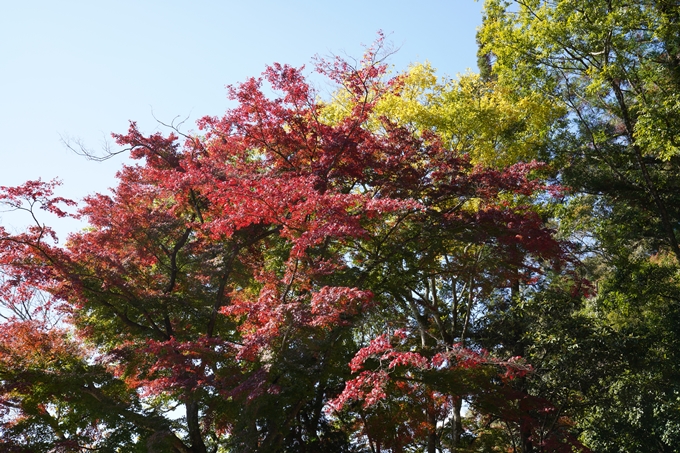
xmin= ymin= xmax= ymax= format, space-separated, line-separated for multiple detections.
xmin=479 ymin=1 xmax=680 ymax=451
xmin=322 ymin=62 xmax=564 ymax=168
xmin=320 ymin=47 xmax=588 ymax=453
xmin=480 ymin=0 xmax=680 ymax=260
xmin=0 ymin=36 xmax=573 ymax=452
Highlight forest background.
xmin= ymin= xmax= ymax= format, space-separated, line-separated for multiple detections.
xmin=2 ymin=1 xmax=680 ymax=452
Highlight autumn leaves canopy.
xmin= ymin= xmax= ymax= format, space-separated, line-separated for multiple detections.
xmin=0 ymin=33 xmax=580 ymax=452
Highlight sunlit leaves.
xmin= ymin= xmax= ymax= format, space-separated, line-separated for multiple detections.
xmin=0 ymin=32 xmax=575 ymax=452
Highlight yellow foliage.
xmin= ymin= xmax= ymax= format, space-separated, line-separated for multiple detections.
xmin=320 ymin=62 xmax=565 ymax=169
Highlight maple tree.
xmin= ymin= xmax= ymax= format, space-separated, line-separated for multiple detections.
xmin=0 ymin=36 xmax=575 ymax=452
xmin=320 ymin=45 xmax=584 ymax=452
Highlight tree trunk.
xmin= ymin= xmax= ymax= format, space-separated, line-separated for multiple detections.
xmin=186 ymin=399 xmax=207 ymax=453
xmin=520 ymin=423 xmax=534 ymax=453
xmin=427 ymin=404 xmax=437 ymax=453
xmin=451 ymin=398 xmax=463 ymax=451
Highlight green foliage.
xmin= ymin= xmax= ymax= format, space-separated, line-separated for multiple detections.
xmin=0 ymin=322 xmax=155 ymax=452
xmin=2 ymin=5 xmax=679 ymax=450
xmin=479 ymin=1 xmax=680 ymax=451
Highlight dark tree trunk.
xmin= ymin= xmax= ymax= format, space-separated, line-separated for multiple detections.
xmin=186 ymin=399 xmax=207 ymax=453
xmin=427 ymin=404 xmax=437 ymax=453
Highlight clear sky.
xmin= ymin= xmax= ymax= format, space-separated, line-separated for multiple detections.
xmin=1 ymin=0 xmax=484 ymax=237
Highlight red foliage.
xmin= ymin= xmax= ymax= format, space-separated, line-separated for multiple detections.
xmin=328 ymin=331 xmax=531 ymax=412
xmin=0 ymin=38 xmax=576 ymax=451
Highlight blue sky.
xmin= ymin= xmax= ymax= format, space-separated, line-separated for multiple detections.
xmin=1 ymin=0 xmax=484 ymax=237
